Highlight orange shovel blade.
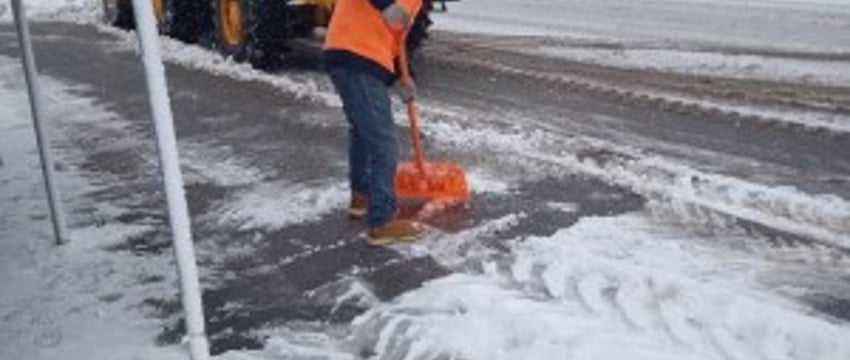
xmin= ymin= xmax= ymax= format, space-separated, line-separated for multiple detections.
xmin=395 ymin=161 xmax=470 ymax=202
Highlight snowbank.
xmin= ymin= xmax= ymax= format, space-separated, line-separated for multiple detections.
xmin=352 ymin=214 xmax=850 ymax=360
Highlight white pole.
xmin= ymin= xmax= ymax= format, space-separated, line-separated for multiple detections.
xmin=130 ymin=1 xmax=210 ymax=359
xmin=10 ymin=0 xmax=70 ymax=245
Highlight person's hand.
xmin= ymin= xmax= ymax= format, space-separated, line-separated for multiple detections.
xmin=395 ymin=78 xmax=417 ymax=103
xmin=382 ymin=4 xmax=410 ymax=30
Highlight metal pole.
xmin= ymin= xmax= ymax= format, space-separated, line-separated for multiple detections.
xmin=11 ymin=0 xmax=70 ymax=245
xmin=130 ymin=1 xmax=210 ymax=359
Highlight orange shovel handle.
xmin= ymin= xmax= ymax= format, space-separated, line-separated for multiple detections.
xmin=398 ymin=35 xmax=427 ymax=174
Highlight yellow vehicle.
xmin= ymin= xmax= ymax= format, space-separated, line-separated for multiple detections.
xmin=102 ymin=0 xmax=442 ymax=68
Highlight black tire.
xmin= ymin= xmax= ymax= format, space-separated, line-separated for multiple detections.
xmin=161 ymin=0 xmax=208 ymax=43
xmin=406 ymin=0 xmax=433 ymax=56
xmin=103 ymin=0 xmax=172 ymax=35
xmin=286 ymin=5 xmax=317 ymax=38
xmin=405 ymin=0 xmax=433 ymax=77
xmin=213 ymin=0 xmax=288 ymax=69
xmin=103 ymin=0 xmax=134 ymax=29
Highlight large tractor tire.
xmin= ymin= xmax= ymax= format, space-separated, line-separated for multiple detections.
xmin=161 ymin=0 xmax=210 ymax=43
xmin=102 ymin=0 xmax=135 ymax=29
xmin=407 ymin=0 xmax=434 ymax=57
xmin=214 ymin=0 xmax=289 ymax=69
xmin=102 ymin=0 xmax=199 ymax=43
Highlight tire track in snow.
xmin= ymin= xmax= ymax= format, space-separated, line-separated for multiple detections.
xmin=425 ymin=36 xmax=850 ymax=134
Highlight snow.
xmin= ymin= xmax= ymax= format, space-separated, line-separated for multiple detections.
xmin=217 ymin=330 xmax=357 ymax=360
xmin=96 ymin=26 xmax=341 ymax=106
xmin=398 ymin=213 xmax=526 ymax=267
xmin=3 ymin=2 xmax=850 ymax=359
xmin=180 ymin=141 xmax=268 ymax=187
xmin=537 ymin=46 xmax=850 ymax=88
xmin=0 ymin=56 xmax=182 ymax=360
xmin=546 ymin=201 xmax=579 ymax=213
xmin=0 ymin=0 xmax=98 ymax=22
xmin=83 ymin=19 xmax=850 ymax=247
xmin=436 ymin=0 xmax=850 ymax=53
xmin=422 ymin=115 xmax=850 ymax=249
xmin=131 ymin=0 xmax=210 ymax=357
xmin=349 ymin=214 xmax=850 ymax=360
xmin=452 ymin=52 xmax=850 ymax=133
xmin=217 ymin=180 xmax=349 ymax=231
xmin=467 ymin=169 xmax=514 ymax=194
xmin=435 ymin=0 xmax=850 ymax=88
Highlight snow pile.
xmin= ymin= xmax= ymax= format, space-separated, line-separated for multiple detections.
xmin=351 ymin=215 xmax=850 ymax=360
xmin=218 ymin=180 xmax=349 ymax=231
xmin=99 ymin=26 xmax=342 ymax=106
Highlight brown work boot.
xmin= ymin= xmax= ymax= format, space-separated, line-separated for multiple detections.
xmin=348 ymin=192 xmax=368 ymax=220
xmin=367 ymin=219 xmax=425 ymax=246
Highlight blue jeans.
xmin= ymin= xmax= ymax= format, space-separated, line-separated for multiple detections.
xmin=329 ymin=67 xmax=398 ymax=228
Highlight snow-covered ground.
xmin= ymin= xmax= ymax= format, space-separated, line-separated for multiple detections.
xmin=355 ymin=214 xmax=850 ymax=360
xmin=0 ymin=56 xmax=184 ymax=360
xmin=435 ymin=0 xmax=850 ymax=87
xmin=3 ymin=30 xmax=845 ymax=360
xmin=219 ymin=214 xmax=850 ymax=360
xmin=98 ymin=24 xmax=850 ymax=249
xmin=3 ymin=1 xmax=850 ymax=360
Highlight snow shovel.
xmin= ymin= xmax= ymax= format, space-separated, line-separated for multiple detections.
xmin=394 ymin=36 xmax=470 ymax=204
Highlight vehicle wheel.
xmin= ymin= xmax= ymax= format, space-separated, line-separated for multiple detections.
xmin=406 ymin=0 xmax=433 ymax=56
xmin=213 ymin=0 xmax=288 ymax=69
xmin=103 ymin=0 xmax=134 ymax=29
xmin=103 ymin=0 xmax=167 ymax=31
xmin=161 ymin=0 xmax=207 ymax=43
xmin=286 ymin=5 xmax=316 ymax=38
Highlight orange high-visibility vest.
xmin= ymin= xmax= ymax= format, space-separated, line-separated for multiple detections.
xmin=324 ymin=0 xmax=422 ymax=74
